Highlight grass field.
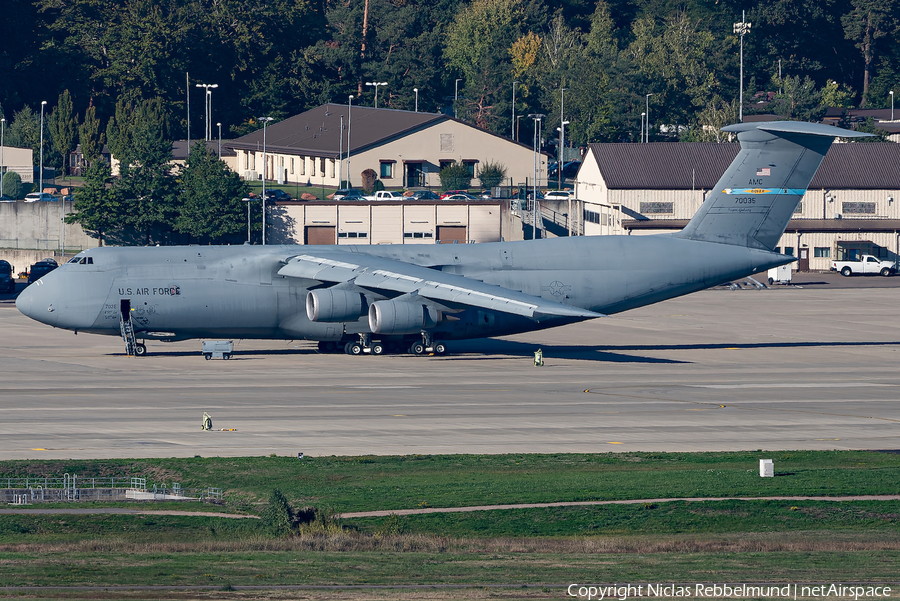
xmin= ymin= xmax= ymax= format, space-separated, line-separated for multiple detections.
xmin=1 ymin=452 xmax=898 ymax=598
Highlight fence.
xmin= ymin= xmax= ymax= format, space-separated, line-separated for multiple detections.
xmin=0 ymin=474 xmax=223 ymax=504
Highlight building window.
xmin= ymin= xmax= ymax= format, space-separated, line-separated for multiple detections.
xmin=842 ymin=202 xmax=876 ymax=214
xmin=784 ymin=247 xmax=794 ymax=256
xmin=338 ymin=232 xmax=368 ymax=239
xmin=300 ymin=157 xmax=306 ymax=176
xmin=583 ymin=209 xmax=600 ymax=224
xmin=462 ymin=160 xmax=477 ymax=177
xmin=793 ymin=202 xmax=803 ymax=214
xmin=403 ymin=231 xmax=434 ymax=238
xmin=380 ymin=161 xmax=394 ymax=179
xmin=814 ymin=247 xmax=830 ymax=258
xmin=439 ymin=160 xmax=454 ymax=171
xmin=329 ymin=159 xmax=335 ymax=178
xmin=639 ymin=202 xmax=674 ymax=214
xmin=320 ymin=157 xmax=326 ymax=174
xmin=290 ymin=158 xmax=295 ymax=174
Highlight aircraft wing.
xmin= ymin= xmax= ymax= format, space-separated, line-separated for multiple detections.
xmin=277 ymin=251 xmax=602 ymax=320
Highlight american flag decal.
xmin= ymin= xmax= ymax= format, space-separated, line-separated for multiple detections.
xmin=756 ymin=167 xmax=771 ymax=176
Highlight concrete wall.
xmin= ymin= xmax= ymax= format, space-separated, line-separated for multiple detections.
xmin=0 ymin=201 xmax=96 ymax=253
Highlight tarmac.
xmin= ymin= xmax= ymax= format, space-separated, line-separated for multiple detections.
xmin=1 ymin=272 xmax=899 ymax=459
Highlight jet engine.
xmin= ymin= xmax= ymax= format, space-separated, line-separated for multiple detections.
xmin=306 ymin=289 xmax=365 ymax=322
xmin=368 ymin=300 xmax=441 ymax=335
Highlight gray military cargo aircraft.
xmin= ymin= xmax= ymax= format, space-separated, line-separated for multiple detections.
xmin=16 ymin=121 xmax=868 ymax=356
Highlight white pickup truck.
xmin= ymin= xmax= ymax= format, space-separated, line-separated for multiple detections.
xmin=831 ymin=254 xmax=897 ymax=277
xmin=363 ymin=190 xmax=407 ymax=201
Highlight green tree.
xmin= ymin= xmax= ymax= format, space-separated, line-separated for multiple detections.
xmin=48 ymin=90 xmax=78 ymax=177
xmin=821 ymin=79 xmax=855 ymax=107
xmin=106 ymin=97 xmax=178 ymax=242
xmin=439 ymin=162 xmax=472 ymax=191
xmin=1 ymin=172 xmax=23 ymax=200
xmin=261 ymin=489 xmax=296 ymax=536
xmin=78 ymin=104 xmax=104 ymax=166
xmin=174 ymin=142 xmax=250 ymax=243
xmin=478 ymin=161 xmax=507 ymax=188
xmin=841 ymin=0 xmax=899 ymax=106
xmin=769 ymin=75 xmax=825 ymax=120
xmin=6 ymin=106 xmax=40 ymax=157
xmin=66 ymin=160 xmax=119 ymax=246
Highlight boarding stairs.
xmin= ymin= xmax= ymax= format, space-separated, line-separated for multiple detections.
xmin=120 ymin=303 xmax=137 ymax=356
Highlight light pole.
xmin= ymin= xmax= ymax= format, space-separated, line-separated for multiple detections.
xmin=242 ymin=197 xmax=254 ymax=243
xmin=39 ymin=100 xmax=47 ymax=201
xmin=891 ymin=90 xmax=895 ymax=121
xmin=347 ymin=95 xmax=353 ymax=187
xmin=258 ymin=116 xmax=274 ymax=245
xmin=365 ymin=81 xmax=387 ymax=108
xmin=339 ymin=115 xmax=344 ymax=188
xmin=1 ymin=117 xmax=5 ymax=197
xmin=559 ymin=87 xmax=567 ymax=190
xmin=455 ymin=78 xmax=462 ymax=118
xmin=512 ymin=81 xmax=518 ymax=140
xmin=645 ymin=94 xmax=653 ymax=142
xmin=640 ymin=112 xmax=646 ymax=143
xmin=733 ymin=12 xmax=751 ymax=122
xmin=557 ymin=121 xmax=569 ymax=191
xmin=529 ymin=113 xmax=545 ymax=240
xmin=413 ymin=88 xmax=419 ymax=112
xmin=217 ymin=122 xmax=222 ymax=157
xmin=516 ymin=115 xmax=523 ymax=143
xmin=195 ymin=83 xmax=218 ymax=140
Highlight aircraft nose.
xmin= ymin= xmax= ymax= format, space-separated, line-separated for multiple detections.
xmin=16 ymin=281 xmax=58 ymax=327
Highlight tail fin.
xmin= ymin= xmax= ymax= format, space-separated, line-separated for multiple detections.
xmin=676 ymin=121 xmax=871 ymax=250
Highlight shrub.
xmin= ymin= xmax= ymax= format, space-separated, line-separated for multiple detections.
xmin=439 ymin=162 xmax=471 ymax=191
xmin=1 ymin=172 xmax=23 ymax=199
xmin=360 ymin=169 xmax=378 ymax=193
xmin=478 ymin=161 xmax=507 ymax=189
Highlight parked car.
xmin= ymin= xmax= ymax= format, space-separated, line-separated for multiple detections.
xmin=24 ymin=192 xmax=58 ymax=202
xmin=543 ymin=190 xmax=573 ymax=200
xmin=363 ymin=190 xmax=407 ymax=201
xmin=0 ymin=260 xmax=15 ymax=293
xmin=332 ymin=188 xmax=366 ymax=201
xmin=409 ymin=190 xmax=441 ymax=200
xmin=831 ymin=254 xmax=896 ymax=277
xmin=27 ymin=259 xmax=58 ymax=284
xmin=264 ymin=189 xmax=293 ymax=201
xmin=441 ymin=192 xmax=478 ymax=201
xmin=0 ymin=195 xmax=16 ymax=202
xmin=439 ymin=190 xmax=468 ymax=199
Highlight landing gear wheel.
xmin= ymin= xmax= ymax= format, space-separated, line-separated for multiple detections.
xmin=134 ymin=343 xmax=147 ymax=356
xmin=410 ymin=342 xmax=426 ymax=355
xmin=348 ymin=342 xmax=364 ymax=356
xmin=841 ymin=266 xmax=852 ymax=277
xmin=433 ymin=342 xmax=447 ymax=355
xmin=318 ymin=341 xmax=337 ymax=353
xmin=371 ymin=343 xmax=385 ymax=355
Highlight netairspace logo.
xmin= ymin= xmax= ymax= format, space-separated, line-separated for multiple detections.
xmin=567 ymin=583 xmax=894 ymax=600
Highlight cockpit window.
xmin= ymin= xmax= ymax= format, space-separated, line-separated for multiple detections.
xmin=67 ymin=256 xmax=94 ymax=264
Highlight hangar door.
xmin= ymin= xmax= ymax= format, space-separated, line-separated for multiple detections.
xmin=437 ymin=226 xmax=467 ymax=244
xmin=305 ymin=226 xmax=336 ymax=245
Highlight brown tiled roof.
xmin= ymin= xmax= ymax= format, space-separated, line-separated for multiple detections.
xmin=589 ymin=142 xmax=900 ymax=191
xmin=225 ymin=104 xmax=445 ymax=158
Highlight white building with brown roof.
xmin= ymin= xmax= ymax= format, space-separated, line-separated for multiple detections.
xmin=224 ymin=104 xmax=545 ymax=191
xmin=575 ymin=141 xmax=900 ymax=271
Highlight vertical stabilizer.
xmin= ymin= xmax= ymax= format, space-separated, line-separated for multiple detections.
xmin=676 ymin=122 xmax=871 ymax=249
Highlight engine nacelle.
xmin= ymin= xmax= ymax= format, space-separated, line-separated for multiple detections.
xmin=306 ymin=289 xmax=365 ymax=322
xmin=368 ymin=300 xmax=441 ymax=335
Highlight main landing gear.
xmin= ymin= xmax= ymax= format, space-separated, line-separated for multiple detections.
xmin=328 ymin=332 xmax=448 ymax=356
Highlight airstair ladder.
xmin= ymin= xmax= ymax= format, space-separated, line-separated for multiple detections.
xmin=120 ymin=306 xmax=137 ymax=356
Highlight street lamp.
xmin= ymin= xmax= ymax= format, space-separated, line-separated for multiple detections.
xmin=195 ymin=83 xmax=218 ymax=140
xmin=516 ymin=115 xmax=523 ymax=143
xmin=258 ymin=116 xmax=274 ymax=245
xmin=455 ymin=78 xmax=462 ymax=118
xmin=733 ymin=12 xmax=751 ymax=122
xmin=528 ymin=113 xmax=545 ymax=240
xmin=365 ymin=82 xmax=387 ymax=108
xmin=512 ymin=81 xmax=518 ymax=140
xmin=242 ymin=197 xmax=255 ymax=243
xmin=1 ymin=117 xmax=5 ymax=198
xmin=217 ymin=122 xmax=222 ymax=157
xmin=891 ymin=90 xmax=895 ymax=122
xmin=347 ymin=95 xmax=353 ymax=187
xmin=559 ymin=87 xmax=567 ymax=190
xmin=645 ymin=94 xmax=653 ymax=142
xmin=557 ymin=121 xmax=569 ymax=191
xmin=640 ymin=112 xmax=645 ymax=143
xmin=39 ymin=100 xmax=46 ymax=200
xmin=413 ymin=88 xmax=419 ymax=113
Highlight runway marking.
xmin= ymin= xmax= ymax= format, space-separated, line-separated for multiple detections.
xmin=349 ymin=386 xmax=419 ymax=389
xmin=31 ymin=448 xmax=47 ymax=451
xmin=607 ymin=442 xmax=623 ymax=445
xmin=393 ymin=415 xmax=406 ymax=417
xmin=815 ymin=438 xmax=841 ymax=441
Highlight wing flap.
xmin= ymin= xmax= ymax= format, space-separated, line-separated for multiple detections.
xmin=278 ymin=252 xmax=602 ymax=320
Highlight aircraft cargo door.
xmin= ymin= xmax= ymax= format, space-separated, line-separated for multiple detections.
xmin=437 ymin=226 xmax=467 ymax=244
xmin=305 ymin=226 xmax=336 ymax=245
